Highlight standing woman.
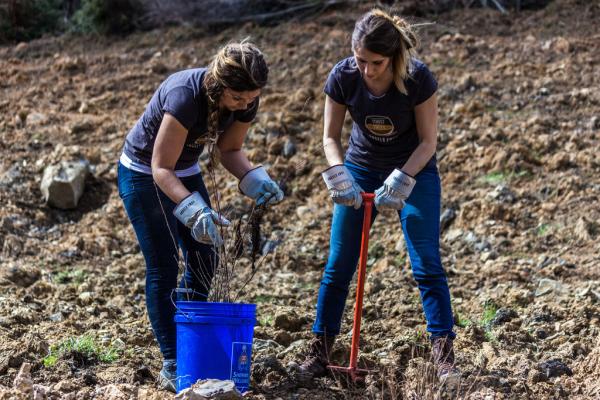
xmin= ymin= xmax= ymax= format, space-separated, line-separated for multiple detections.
xmin=117 ymin=41 xmax=283 ymax=392
xmin=299 ymin=10 xmax=459 ymax=383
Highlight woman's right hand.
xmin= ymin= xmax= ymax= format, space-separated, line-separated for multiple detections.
xmin=173 ymin=192 xmax=230 ymax=247
xmin=321 ymin=165 xmax=364 ymax=209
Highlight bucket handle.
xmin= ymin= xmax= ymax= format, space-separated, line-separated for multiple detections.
xmin=170 ymin=288 xmax=209 ymax=320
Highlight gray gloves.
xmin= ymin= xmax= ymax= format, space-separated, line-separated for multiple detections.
xmin=374 ymin=169 xmax=416 ymax=210
xmin=322 ymin=165 xmax=364 ymax=209
xmin=173 ymin=192 xmax=230 ymax=247
xmin=239 ymin=166 xmax=284 ymax=206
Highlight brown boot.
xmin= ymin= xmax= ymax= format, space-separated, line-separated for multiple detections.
xmin=297 ymin=335 xmax=335 ymax=380
xmin=432 ymin=336 xmax=461 ymax=385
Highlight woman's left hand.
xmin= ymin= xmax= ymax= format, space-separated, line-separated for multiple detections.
xmin=239 ymin=166 xmax=284 ymax=206
xmin=374 ymin=169 xmax=416 ymax=210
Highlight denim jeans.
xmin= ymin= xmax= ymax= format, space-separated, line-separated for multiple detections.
xmin=313 ymin=162 xmax=455 ymax=339
xmin=117 ymin=162 xmax=217 ymax=359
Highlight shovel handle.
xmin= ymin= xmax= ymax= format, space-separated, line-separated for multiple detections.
xmin=348 ymin=192 xmax=374 ymax=370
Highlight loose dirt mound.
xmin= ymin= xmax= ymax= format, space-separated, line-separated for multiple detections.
xmin=0 ymin=1 xmax=598 ymax=399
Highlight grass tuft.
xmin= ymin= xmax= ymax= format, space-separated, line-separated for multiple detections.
xmin=42 ymin=334 xmax=121 ymax=368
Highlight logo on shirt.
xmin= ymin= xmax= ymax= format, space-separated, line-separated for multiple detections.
xmin=365 ymin=116 xmax=395 ymax=137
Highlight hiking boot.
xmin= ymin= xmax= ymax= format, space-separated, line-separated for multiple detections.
xmin=158 ymin=359 xmax=176 ymax=393
xmin=432 ymin=336 xmax=461 ymax=385
xmin=297 ymin=335 xmax=335 ymax=380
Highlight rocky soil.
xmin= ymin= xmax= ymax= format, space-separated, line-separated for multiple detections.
xmin=1 ymin=1 xmax=599 ymax=399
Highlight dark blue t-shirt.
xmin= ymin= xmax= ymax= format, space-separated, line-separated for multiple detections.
xmin=123 ymin=68 xmax=259 ymax=170
xmin=324 ymin=57 xmax=437 ymax=173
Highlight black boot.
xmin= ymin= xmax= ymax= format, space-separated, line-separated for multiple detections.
xmin=297 ymin=335 xmax=335 ymax=379
xmin=432 ymin=336 xmax=461 ymax=385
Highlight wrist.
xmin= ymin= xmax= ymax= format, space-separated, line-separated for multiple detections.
xmin=173 ymin=192 xmax=208 ymax=225
xmin=385 ymin=169 xmax=416 ymax=194
xmin=239 ymin=166 xmax=270 ymax=198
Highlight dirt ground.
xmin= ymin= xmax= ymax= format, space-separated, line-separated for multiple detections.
xmin=1 ymin=1 xmax=599 ymax=399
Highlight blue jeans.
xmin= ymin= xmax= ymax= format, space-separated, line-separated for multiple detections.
xmin=313 ymin=162 xmax=455 ymax=339
xmin=117 ymin=162 xmax=217 ymax=359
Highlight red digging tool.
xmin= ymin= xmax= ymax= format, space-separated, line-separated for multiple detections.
xmin=328 ymin=192 xmax=376 ymax=383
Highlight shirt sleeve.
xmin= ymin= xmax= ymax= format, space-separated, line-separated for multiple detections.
xmin=414 ymin=64 xmax=438 ymax=106
xmin=235 ymin=97 xmax=260 ymax=123
xmin=323 ymin=66 xmax=345 ymax=105
xmin=162 ymin=86 xmax=198 ymax=130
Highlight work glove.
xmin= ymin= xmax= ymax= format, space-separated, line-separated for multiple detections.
xmin=374 ymin=169 xmax=416 ymax=211
xmin=322 ymin=164 xmax=364 ymax=209
xmin=239 ymin=166 xmax=284 ymax=206
xmin=173 ymin=192 xmax=230 ymax=247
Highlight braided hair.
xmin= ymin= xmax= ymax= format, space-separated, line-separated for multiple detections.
xmin=351 ymin=9 xmax=418 ymax=95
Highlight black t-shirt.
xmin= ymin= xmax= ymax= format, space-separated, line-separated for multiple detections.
xmin=324 ymin=57 xmax=437 ymax=172
xmin=123 ymin=68 xmax=258 ymax=170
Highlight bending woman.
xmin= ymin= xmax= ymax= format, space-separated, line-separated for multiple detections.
xmin=117 ymin=42 xmax=283 ymax=392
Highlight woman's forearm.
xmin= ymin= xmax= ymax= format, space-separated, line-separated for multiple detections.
xmin=220 ymin=149 xmax=253 ymax=179
xmin=152 ymin=167 xmax=192 ymax=204
xmin=323 ymin=137 xmax=345 ymax=166
xmin=400 ymin=141 xmax=436 ymax=177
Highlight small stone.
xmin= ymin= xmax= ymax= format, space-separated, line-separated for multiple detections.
xmin=282 ymin=140 xmax=297 ymax=158
xmin=490 ymin=308 xmax=518 ymax=326
xmin=440 ymin=208 xmax=456 ymax=232
xmin=538 ymin=359 xmax=573 ymax=378
xmin=535 ymin=278 xmax=562 ymax=297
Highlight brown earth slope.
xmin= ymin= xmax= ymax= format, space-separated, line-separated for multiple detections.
xmin=0 ymin=1 xmax=599 ymax=399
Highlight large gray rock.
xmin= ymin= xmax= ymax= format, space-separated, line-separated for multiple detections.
xmin=175 ymin=379 xmax=241 ymax=400
xmin=40 ymin=160 xmax=89 ymax=209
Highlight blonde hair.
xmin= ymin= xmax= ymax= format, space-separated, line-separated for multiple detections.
xmin=352 ymin=9 xmax=418 ymax=95
xmin=202 ymin=40 xmax=268 ymax=146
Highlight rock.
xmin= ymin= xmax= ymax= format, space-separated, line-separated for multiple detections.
xmin=25 ymin=112 xmax=48 ymax=126
xmin=253 ymin=339 xmax=283 ymax=353
xmin=40 ymin=159 xmax=89 ymax=209
xmin=573 ymin=217 xmax=593 ymax=241
xmin=138 ymin=388 xmax=164 ymax=400
xmin=54 ymin=380 xmax=78 ymax=392
xmin=486 ymin=185 xmax=516 ymax=203
xmin=261 ymin=239 xmax=282 ymax=255
xmin=440 ymin=208 xmax=456 ymax=232
xmin=457 ymin=74 xmax=476 ymax=92
xmin=175 ymin=379 xmax=241 ymax=400
xmin=92 ymin=384 xmax=136 ymax=399
xmin=535 ymin=278 xmax=563 ymax=297
xmin=490 ymin=308 xmax=518 ymax=326
xmin=13 ymin=362 xmax=33 ymax=395
xmin=2 ymin=234 xmax=24 ymax=258
xmin=538 ymin=359 xmax=573 ymax=378
xmin=282 ymin=140 xmax=297 ymax=158
xmin=33 ymin=384 xmax=50 ymax=400
xmin=78 ymin=291 xmax=93 ymax=305
xmin=69 ymin=119 xmax=96 ymax=134
xmin=444 ymin=228 xmax=463 ymax=242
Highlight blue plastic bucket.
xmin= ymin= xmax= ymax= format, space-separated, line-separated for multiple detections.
xmin=175 ymin=301 xmax=256 ymax=393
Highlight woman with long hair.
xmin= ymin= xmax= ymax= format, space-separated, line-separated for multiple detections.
xmin=117 ymin=41 xmax=283 ymax=392
xmin=301 ymin=9 xmax=459 ymax=385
